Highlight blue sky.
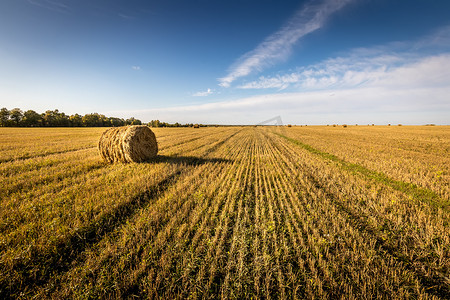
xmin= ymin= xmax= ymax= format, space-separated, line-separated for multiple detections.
xmin=1 ymin=0 xmax=450 ymax=124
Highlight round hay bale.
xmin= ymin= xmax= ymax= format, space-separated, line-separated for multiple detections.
xmin=98 ymin=125 xmax=158 ymax=163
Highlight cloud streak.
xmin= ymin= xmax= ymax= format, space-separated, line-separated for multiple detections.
xmin=238 ymin=52 xmax=406 ymax=90
xmin=27 ymin=0 xmax=70 ymax=13
xmin=238 ymin=26 xmax=450 ymax=91
xmin=218 ymin=0 xmax=354 ymax=87
xmin=108 ymin=52 xmax=450 ymax=125
xmin=193 ymin=88 xmax=213 ymax=97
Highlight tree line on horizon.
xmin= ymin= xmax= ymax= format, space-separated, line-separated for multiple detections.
xmin=0 ymin=107 xmax=203 ymax=128
xmin=0 ymin=107 xmax=142 ymax=127
xmin=147 ymin=119 xmax=205 ymax=128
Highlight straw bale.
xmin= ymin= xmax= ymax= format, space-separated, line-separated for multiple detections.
xmin=98 ymin=125 xmax=158 ymax=163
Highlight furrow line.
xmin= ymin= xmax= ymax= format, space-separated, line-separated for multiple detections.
xmin=3 ymin=129 xmax=243 ymax=298
xmin=184 ymin=134 xmax=253 ymax=295
xmin=0 ymin=146 xmax=97 ymax=163
xmin=258 ymin=135 xmax=285 ymax=298
xmin=122 ymin=131 xmax=248 ymax=297
xmin=203 ymin=134 xmax=254 ymax=296
xmin=1 ymin=167 xmax=184 ymax=299
xmin=261 ymin=130 xmax=323 ymax=297
xmin=275 ymin=132 xmax=448 ymax=211
xmin=269 ymin=131 xmax=448 ymax=298
xmin=43 ymin=129 xmax=244 ymax=299
xmin=220 ymin=135 xmax=255 ymax=298
xmin=265 ymin=131 xmax=349 ymax=297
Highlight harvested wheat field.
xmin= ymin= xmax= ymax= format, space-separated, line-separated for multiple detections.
xmin=0 ymin=126 xmax=449 ymax=299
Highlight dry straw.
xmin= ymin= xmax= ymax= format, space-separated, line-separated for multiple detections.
xmin=98 ymin=125 xmax=158 ymax=163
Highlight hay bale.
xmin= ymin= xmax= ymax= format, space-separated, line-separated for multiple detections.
xmin=342 ymin=124 xmax=347 ymax=128
xmin=193 ymin=124 xmax=199 ymax=128
xmin=287 ymin=124 xmax=292 ymax=127
xmin=98 ymin=125 xmax=158 ymax=163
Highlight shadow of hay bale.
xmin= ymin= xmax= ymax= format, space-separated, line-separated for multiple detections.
xmin=144 ymin=155 xmax=232 ymax=166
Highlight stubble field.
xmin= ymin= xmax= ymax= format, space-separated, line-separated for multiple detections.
xmin=0 ymin=125 xmax=449 ymax=299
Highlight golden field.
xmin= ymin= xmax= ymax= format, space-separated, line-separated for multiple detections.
xmin=0 ymin=126 xmax=449 ymax=299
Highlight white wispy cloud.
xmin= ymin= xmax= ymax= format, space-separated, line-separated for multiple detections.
xmin=238 ymin=52 xmax=406 ymax=90
xmin=218 ymin=0 xmax=354 ymax=87
xmin=108 ymin=52 xmax=450 ymax=125
xmin=238 ymin=26 xmax=450 ymax=91
xmin=105 ymin=28 xmax=450 ymax=125
xmin=413 ymin=25 xmax=450 ymax=50
xmin=132 ymin=66 xmax=141 ymax=70
xmin=27 ymin=0 xmax=70 ymax=13
xmin=193 ymin=88 xmax=213 ymax=97
xmin=118 ymin=13 xmax=135 ymax=20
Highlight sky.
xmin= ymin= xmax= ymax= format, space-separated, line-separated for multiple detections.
xmin=1 ymin=0 xmax=449 ymax=125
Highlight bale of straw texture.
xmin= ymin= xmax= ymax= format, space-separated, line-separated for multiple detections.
xmin=98 ymin=125 xmax=158 ymax=163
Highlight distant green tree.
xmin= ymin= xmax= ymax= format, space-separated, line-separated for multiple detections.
xmin=0 ymin=108 xmax=10 ymax=127
xmin=22 ymin=110 xmax=42 ymax=126
xmin=82 ymin=113 xmax=106 ymax=126
xmin=126 ymin=117 xmax=142 ymax=125
xmin=9 ymin=108 xmax=23 ymax=126
xmin=100 ymin=114 xmax=109 ymax=126
xmin=69 ymin=114 xmax=83 ymax=127
xmin=41 ymin=109 xmax=70 ymax=126
xmin=42 ymin=110 xmax=58 ymax=126
xmin=56 ymin=112 xmax=70 ymax=126
xmin=0 ymin=107 xmax=146 ymax=127
xmin=109 ymin=117 xmax=125 ymax=127
xmin=82 ymin=113 xmax=97 ymax=127
xmin=149 ymin=120 xmax=161 ymax=127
